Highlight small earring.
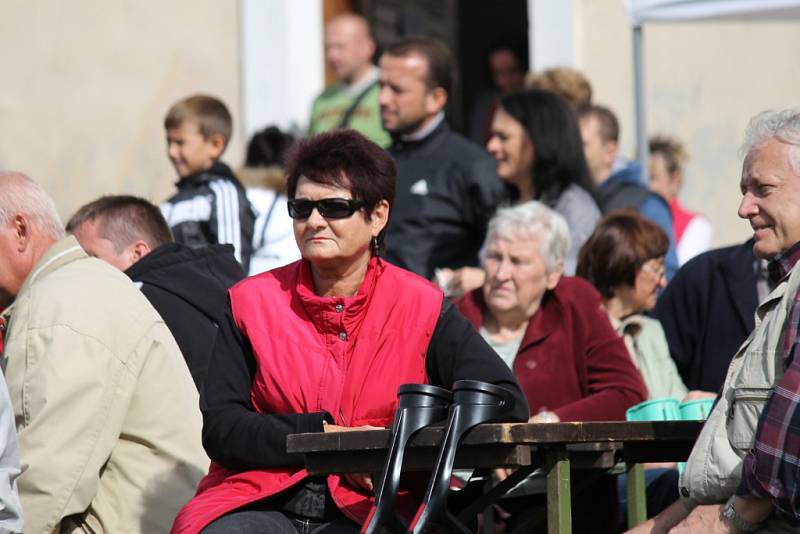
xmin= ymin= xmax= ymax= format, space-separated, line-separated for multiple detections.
xmin=372 ymin=235 xmax=379 ymax=255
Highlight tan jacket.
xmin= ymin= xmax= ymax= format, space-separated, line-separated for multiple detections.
xmin=680 ymin=257 xmax=800 ymax=533
xmin=0 ymin=237 xmax=208 ymax=533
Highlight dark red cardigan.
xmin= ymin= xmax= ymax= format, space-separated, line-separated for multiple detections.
xmin=455 ymin=277 xmax=646 ymax=422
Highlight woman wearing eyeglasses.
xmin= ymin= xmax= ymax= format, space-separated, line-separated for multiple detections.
xmin=575 ymin=210 xmax=704 ymax=530
xmin=172 ymin=129 xmax=528 ymax=534
xmin=576 ymin=210 xmax=688 ymax=401
xmin=439 ymin=89 xmax=601 ymax=297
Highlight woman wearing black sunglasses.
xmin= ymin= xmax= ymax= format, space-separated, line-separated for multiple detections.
xmin=174 ymin=129 xmax=528 ymax=534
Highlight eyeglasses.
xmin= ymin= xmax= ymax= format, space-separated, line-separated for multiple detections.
xmin=640 ymin=259 xmax=666 ymax=279
xmin=287 ymin=198 xmax=367 ymax=220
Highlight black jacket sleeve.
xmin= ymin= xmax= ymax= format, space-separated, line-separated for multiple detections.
xmin=425 ymin=300 xmax=530 ymax=422
xmin=201 ymin=301 xmax=330 ymax=470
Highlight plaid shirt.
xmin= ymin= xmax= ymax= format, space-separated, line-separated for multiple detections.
xmin=737 ymin=241 xmax=800 ymax=522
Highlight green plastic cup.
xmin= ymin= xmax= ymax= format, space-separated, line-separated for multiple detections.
xmin=679 ymin=398 xmax=715 ymax=420
xmin=625 ymin=398 xmax=681 ymax=421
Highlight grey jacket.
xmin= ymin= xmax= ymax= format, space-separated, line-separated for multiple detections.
xmin=553 ymin=184 xmax=602 ymax=275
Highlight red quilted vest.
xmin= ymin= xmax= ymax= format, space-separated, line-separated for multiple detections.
xmin=172 ymin=257 xmax=443 ymax=533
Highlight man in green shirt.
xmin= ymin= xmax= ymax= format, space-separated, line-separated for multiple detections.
xmin=308 ymin=13 xmax=390 ymax=147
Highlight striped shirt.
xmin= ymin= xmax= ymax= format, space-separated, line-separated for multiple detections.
xmin=161 ymin=162 xmax=255 ymax=273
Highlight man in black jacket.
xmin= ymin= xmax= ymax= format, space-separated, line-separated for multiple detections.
xmin=379 ymin=37 xmax=508 ymax=280
xmin=651 ymin=240 xmax=764 ymax=392
xmin=67 ymin=195 xmax=244 ymax=391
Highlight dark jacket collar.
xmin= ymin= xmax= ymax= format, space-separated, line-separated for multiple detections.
xmin=175 ymin=161 xmax=239 ymax=188
xmin=124 ymin=242 xmax=244 ymax=321
xmin=389 ymin=120 xmax=449 ymax=154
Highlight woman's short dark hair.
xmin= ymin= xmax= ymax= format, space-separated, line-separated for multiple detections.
xmin=285 ymin=129 xmax=396 ymax=252
xmin=576 ymin=210 xmax=669 ymax=299
xmin=499 ymin=89 xmax=594 ymax=205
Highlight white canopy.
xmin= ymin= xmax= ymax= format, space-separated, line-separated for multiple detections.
xmin=624 ymin=0 xmax=800 ymax=165
xmin=627 ymin=0 xmax=800 ymax=25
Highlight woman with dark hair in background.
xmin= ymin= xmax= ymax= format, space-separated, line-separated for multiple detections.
xmin=440 ymin=89 xmax=602 ymax=295
xmin=576 ymin=211 xmax=714 ymax=526
xmin=489 ymin=89 xmax=601 ymax=274
xmin=576 ymin=210 xmax=688 ymax=400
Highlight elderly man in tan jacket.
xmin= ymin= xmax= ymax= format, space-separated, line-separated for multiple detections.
xmin=0 ymin=172 xmax=208 ymax=533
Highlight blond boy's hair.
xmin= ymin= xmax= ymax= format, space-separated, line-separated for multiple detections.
xmin=164 ymin=94 xmax=233 ymax=148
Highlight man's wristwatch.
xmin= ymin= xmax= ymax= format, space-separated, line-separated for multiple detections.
xmin=722 ymin=495 xmax=762 ymax=533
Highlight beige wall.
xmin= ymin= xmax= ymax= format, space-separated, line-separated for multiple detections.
xmin=0 ymin=1 xmax=242 ymax=222
xmin=6 ymin=0 xmax=800 ymax=248
xmin=575 ymin=0 xmax=800 ymax=247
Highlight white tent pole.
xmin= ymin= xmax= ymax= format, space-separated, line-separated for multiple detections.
xmin=633 ymin=23 xmax=648 ymax=173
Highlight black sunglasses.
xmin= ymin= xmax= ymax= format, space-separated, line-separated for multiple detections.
xmin=287 ymin=198 xmax=367 ymax=220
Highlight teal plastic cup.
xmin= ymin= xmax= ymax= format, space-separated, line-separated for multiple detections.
xmin=679 ymin=398 xmax=715 ymax=420
xmin=625 ymin=398 xmax=681 ymax=421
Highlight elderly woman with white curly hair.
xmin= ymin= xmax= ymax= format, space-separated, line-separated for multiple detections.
xmin=455 ymin=201 xmax=647 ymax=533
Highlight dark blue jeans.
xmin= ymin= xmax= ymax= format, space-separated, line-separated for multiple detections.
xmin=201 ymin=509 xmax=359 ymax=534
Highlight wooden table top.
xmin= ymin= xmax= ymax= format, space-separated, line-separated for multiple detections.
xmin=288 ymin=420 xmax=705 ymax=453
xmin=287 ymin=421 xmax=705 ymax=474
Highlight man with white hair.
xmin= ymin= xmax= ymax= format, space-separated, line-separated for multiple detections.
xmin=0 ymin=172 xmax=208 ymax=533
xmin=629 ymin=109 xmax=800 ymax=533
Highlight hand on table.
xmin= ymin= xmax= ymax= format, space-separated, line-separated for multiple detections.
xmin=644 ymin=461 xmax=678 ymax=470
xmin=497 ymin=412 xmax=559 ymax=482
xmin=681 ymin=390 xmax=717 ymax=402
xmin=493 ymin=413 xmax=560 ymax=481
xmin=529 ymin=411 xmax=560 ymax=424
xmin=623 ymin=499 xmax=690 ymax=533
xmin=323 ymin=424 xmax=382 ymax=433
xmin=494 ymin=468 xmax=513 ymax=481
xmin=344 ymin=473 xmax=374 ymax=493
xmin=670 ymin=497 xmax=772 ymax=534
xmin=323 ymin=424 xmax=382 ymax=493
xmin=667 ymin=504 xmax=731 ymax=534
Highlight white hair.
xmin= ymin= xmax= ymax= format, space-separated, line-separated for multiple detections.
xmin=742 ymin=109 xmax=800 ymax=173
xmin=0 ymin=172 xmax=65 ymax=241
xmin=480 ymin=200 xmax=571 ymax=272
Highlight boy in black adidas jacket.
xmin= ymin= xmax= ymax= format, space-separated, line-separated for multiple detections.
xmin=161 ymin=94 xmax=255 ymax=272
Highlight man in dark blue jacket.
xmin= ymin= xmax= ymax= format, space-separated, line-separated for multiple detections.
xmin=652 ymin=240 xmax=763 ymax=392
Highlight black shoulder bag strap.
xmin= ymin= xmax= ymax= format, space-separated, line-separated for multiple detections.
xmin=338 ymin=80 xmax=378 ymax=129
